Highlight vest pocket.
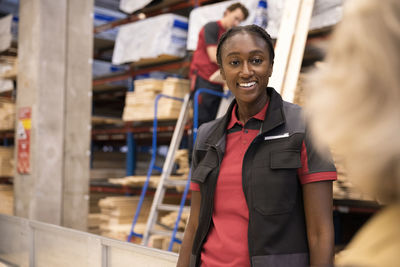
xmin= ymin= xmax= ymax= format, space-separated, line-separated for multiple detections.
xmin=252 ymin=150 xmax=301 ymax=216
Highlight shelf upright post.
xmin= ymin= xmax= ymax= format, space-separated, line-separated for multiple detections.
xmin=126 ymin=77 xmax=136 ymax=176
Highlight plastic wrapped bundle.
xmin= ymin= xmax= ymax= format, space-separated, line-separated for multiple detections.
xmin=112 ymin=14 xmax=189 ymax=65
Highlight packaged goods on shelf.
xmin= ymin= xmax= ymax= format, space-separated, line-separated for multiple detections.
xmin=94 ymin=6 xmax=127 ymax=41
xmin=122 ymin=77 xmax=190 ymax=121
xmin=119 ymin=0 xmax=152 ymax=14
xmin=92 ymin=59 xmax=129 ymax=78
xmin=0 ymin=58 xmax=16 ymax=93
xmin=0 ymin=14 xmax=12 ymax=52
xmin=0 ymin=78 xmax=13 ymax=93
xmin=112 ymin=14 xmax=188 ymax=65
xmin=0 ymin=147 xmax=14 ymax=177
xmin=0 ymin=184 xmax=13 ymax=215
xmin=187 ymin=0 xmax=342 ymax=50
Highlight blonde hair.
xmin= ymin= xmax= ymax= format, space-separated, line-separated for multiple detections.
xmin=306 ymin=0 xmax=400 ymax=201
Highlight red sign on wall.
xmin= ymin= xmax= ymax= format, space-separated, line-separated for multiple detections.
xmin=17 ymin=107 xmax=31 ymax=174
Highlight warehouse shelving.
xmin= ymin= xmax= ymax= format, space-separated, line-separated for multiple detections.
xmin=93 ymin=0 xmax=225 ymax=35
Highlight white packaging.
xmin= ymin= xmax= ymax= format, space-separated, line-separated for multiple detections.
xmin=94 ymin=6 xmax=127 ymax=41
xmin=92 ymin=59 xmax=129 ymax=78
xmin=112 ymin=14 xmax=188 ymax=65
xmin=187 ymin=0 xmax=342 ymax=51
xmin=119 ymin=0 xmax=153 ymax=14
xmin=0 ymin=14 xmax=12 ymax=52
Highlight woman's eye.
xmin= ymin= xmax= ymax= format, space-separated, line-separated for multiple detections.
xmin=229 ymin=60 xmax=240 ymax=66
xmin=251 ymin=58 xmax=263 ymax=64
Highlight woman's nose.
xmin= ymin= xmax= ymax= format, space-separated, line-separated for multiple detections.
xmin=240 ymin=62 xmax=253 ymax=77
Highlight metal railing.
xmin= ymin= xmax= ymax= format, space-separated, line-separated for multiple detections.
xmin=0 ymin=214 xmax=178 ymax=267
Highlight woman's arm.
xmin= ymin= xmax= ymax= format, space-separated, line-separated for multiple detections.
xmin=302 ymin=181 xmax=334 ymax=267
xmin=176 ymin=190 xmax=201 ymax=267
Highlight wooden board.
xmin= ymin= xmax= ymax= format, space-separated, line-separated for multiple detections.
xmin=123 ymin=77 xmax=190 ymax=122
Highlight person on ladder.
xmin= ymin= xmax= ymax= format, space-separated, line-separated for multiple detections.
xmin=190 ymin=2 xmax=249 ymax=126
xmin=177 ymin=25 xmax=337 ymax=267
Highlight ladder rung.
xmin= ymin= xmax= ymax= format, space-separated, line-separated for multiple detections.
xmin=164 ymin=179 xmax=188 ymax=187
xmin=157 ymin=204 xmax=190 ymax=213
xmin=150 ymin=229 xmax=184 ymax=239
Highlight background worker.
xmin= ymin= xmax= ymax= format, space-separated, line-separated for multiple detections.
xmin=306 ymin=0 xmax=400 ymax=265
xmin=178 ymin=25 xmax=337 ymax=267
xmin=190 ymin=2 xmax=248 ymax=126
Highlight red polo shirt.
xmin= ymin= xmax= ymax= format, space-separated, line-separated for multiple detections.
xmin=190 ymin=100 xmax=336 ymax=266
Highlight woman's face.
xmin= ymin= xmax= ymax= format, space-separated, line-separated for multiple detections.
xmin=220 ymin=32 xmax=273 ymax=104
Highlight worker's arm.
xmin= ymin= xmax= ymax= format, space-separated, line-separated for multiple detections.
xmin=206 ymin=46 xmax=217 ymax=64
xmin=177 ymin=190 xmax=201 ymax=267
xmin=302 ymin=181 xmax=334 ymax=267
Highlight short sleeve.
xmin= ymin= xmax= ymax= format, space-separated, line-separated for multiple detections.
xmin=297 ymin=132 xmax=337 ymax=184
xmin=204 ymin=22 xmax=219 ymax=46
xmin=190 ymin=182 xmax=200 ymax=191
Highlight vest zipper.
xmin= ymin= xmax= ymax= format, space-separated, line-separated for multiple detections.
xmin=242 ymin=134 xmax=264 ymax=266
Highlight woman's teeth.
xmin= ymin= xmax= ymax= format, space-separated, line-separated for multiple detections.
xmin=239 ymin=82 xmax=256 ymax=88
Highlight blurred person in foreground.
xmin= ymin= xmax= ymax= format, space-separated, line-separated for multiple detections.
xmin=305 ymin=0 xmax=400 ymax=266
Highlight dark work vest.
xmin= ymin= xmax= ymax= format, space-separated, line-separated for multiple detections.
xmin=190 ymin=88 xmax=310 ymax=267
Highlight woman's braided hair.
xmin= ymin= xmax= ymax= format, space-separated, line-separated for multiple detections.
xmin=216 ymin=24 xmax=275 ymax=67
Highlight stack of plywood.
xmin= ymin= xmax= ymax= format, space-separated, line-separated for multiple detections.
xmin=98 ymin=196 xmax=152 ymax=242
xmin=0 ymin=98 xmax=15 ymax=131
xmin=0 ymin=184 xmax=13 ymax=215
xmin=0 ymin=146 xmax=13 ymax=177
xmin=123 ymin=77 xmax=190 ymax=121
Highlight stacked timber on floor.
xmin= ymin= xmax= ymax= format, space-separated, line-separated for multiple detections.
xmin=98 ymin=196 xmax=152 ymax=242
xmin=123 ymin=77 xmax=190 ymax=121
xmin=0 ymin=147 xmax=13 ymax=177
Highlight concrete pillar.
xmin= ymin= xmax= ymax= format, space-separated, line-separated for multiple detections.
xmin=15 ymin=0 xmax=93 ymax=230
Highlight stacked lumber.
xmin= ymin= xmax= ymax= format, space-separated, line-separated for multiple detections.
xmin=0 ymin=146 xmax=14 ymax=177
xmin=160 ymin=211 xmax=189 ymax=231
xmin=123 ymin=77 xmax=190 ymax=121
xmin=87 ymin=213 xmax=102 ymax=235
xmin=174 ymin=149 xmax=189 ymax=176
xmin=0 ymin=184 xmax=13 ymax=215
xmin=149 ymin=211 xmax=190 ymax=253
xmin=0 ymin=98 xmax=15 ymax=131
xmin=108 ymin=175 xmax=188 ymax=192
xmin=98 ymin=196 xmax=152 ymax=242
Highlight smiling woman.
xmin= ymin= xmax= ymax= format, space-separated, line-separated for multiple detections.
xmin=177 ymin=25 xmax=338 ymax=267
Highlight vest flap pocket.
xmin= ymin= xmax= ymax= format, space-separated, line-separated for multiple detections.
xmin=192 ymin=165 xmax=214 ymax=183
xmin=270 ymin=150 xmax=301 ymax=169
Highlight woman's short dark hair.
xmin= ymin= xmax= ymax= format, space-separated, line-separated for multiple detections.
xmin=216 ymin=25 xmax=275 ymax=67
xmin=226 ymin=3 xmax=249 ymax=20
